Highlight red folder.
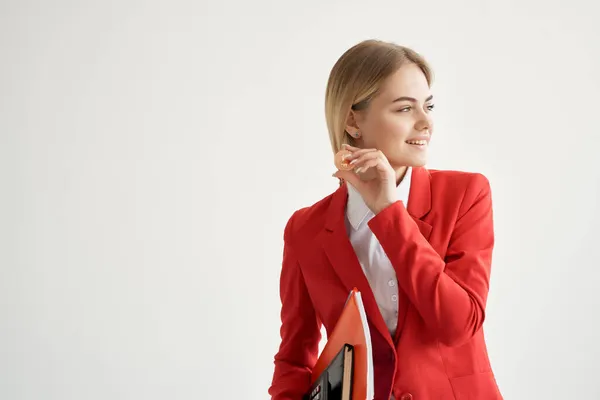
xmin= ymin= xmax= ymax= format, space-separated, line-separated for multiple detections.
xmin=311 ymin=288 xmax=374 ymax=400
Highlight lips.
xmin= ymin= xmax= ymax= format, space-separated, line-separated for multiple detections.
xmin=405 ymin=139 xmax=428 ymax=145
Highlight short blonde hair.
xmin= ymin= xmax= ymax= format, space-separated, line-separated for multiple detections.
xmin=324 ymin=39 xmax=434 ymax=155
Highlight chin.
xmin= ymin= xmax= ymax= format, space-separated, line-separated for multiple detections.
xmin=391 ymin=156 xmax=428 ymax=168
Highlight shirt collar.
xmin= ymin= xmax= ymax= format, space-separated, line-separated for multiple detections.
xmin=346 ymin=166 xmax=412 ymax=230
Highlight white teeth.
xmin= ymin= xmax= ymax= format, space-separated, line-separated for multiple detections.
xmin=406 ymin=140 xmax=427 ymax=145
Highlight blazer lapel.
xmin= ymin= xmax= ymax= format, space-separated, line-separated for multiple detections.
xmin=407 ymin=166 xmax=433 ymax=240
xmin=393 ymin=166 xmax=433 ymax=339
xmin=321 ymin=183 xmax=395 ymax=348
xmin=321 ymin=167 xmax=434 ymax=349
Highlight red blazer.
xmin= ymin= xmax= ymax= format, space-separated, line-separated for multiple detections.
xmin=269 ymin=167 xmax=503 ymax=400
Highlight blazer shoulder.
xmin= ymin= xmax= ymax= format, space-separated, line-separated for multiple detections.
xmin=428 ymin=169 xmax=493 ymax=218
xmin=283 ymin=190 xmax=337 ymax=245
xmin=429 ymin=168 xmax=491 ymax=194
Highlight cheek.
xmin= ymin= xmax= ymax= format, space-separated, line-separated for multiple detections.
xmin=364 ymin=112 xmax=411 ymax=146
xmin=380 ymin=114 xmax=411 ymax=139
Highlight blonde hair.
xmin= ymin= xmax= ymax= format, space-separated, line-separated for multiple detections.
xmin=324 ymin=39 xmax=434 ymax=155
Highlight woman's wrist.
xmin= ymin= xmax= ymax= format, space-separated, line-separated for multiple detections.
xmin=372 ymin=200 xmax=398 ymax=215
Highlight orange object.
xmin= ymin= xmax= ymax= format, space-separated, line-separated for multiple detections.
xmin=311 ymin=288 xmax=374 ymax=400
xmin=334 ymin=149 xmax=354 ymax=171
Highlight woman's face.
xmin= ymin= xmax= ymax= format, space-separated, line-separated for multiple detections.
xmin=348 ymin=63 xmax=434 ymax=170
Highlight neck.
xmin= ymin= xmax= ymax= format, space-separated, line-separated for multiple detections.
xmin=395 ymin=166 xmax=409 ymax=186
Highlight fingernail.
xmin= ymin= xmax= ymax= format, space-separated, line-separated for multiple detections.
xmin=355 ymin=167 xmax=363 ymax=173
xmin=349 ymin=159 xmax=358 ymax=165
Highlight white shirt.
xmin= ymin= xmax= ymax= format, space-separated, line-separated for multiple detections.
xmin=344 ymin=167 xmax=412 ymax=338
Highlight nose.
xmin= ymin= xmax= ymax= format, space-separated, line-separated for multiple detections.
xmin=415 ymin=113 xmax=432 ymax=133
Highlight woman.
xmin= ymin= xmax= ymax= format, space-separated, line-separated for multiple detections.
xmin=268 ymin=39 xmax=503 ymax=400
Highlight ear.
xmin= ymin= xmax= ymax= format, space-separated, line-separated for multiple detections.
xmin=345 ymin=109 xmax=361 ymax=138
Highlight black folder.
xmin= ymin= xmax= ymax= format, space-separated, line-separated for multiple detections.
xmin=304 ymin=343 xmax=354 ymax=400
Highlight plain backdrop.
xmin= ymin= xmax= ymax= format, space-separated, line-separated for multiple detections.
xmin=2 ymin=0 xmax=599 ymax=399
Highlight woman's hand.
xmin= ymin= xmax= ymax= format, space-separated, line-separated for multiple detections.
xmin=333 ymin=144 xmax=398 ymax=215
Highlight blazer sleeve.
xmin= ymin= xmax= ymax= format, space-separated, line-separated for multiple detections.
xmin=268 ymin=213 xmax=322 ymax=400
xmin=367 ymin=173 xmax=494 ymax=347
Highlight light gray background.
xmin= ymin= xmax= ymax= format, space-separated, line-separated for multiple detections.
xmin=2 ymin=1 xmax=599 ymax=399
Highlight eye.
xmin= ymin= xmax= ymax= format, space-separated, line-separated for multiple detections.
xmin=427 ymin=103 xmax=435 ymax=111
xmin=397 ymin=107 xmax=411 ymax=112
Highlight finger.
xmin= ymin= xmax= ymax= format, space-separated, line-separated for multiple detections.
xmin=354 ymin=150 xmax=392 ymax=175
xmin=350 ymin=150 xmax=385 ymax=169
xmin=354 ymin=158 xmax=380 ymax=174
xmin=346 ymin=148 xmax=378 ymax=160
xmin=337 ymin=148 xmax=378 ymax=171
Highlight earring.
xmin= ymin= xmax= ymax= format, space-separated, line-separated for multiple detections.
xmin=354 ymin=131 xmax=361 ymax=138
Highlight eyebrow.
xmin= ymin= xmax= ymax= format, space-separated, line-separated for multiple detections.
xmin=392 ymin=95 xmax=434 ymax=103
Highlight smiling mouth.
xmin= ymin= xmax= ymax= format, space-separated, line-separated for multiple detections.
xmin=405 ymin=139 xmax=428 ymax=146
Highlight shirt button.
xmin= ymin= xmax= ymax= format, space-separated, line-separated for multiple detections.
xmin=391 ymin=294 xmax=398 ymax=302
xmin=400 ymin=393 xmax=413 ymax=400
xmin=388 ymin=280 xmax=396 ymax=287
